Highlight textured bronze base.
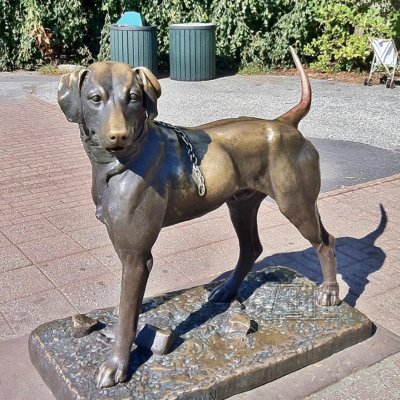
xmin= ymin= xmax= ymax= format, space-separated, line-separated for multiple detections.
xmin=29 ymin=267 xmax=372 ymax=400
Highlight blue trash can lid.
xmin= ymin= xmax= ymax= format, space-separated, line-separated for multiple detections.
xmin=116 ymin=12 xmax=146 ymax=26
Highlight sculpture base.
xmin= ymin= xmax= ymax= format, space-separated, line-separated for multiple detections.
xmin=29 ymin=267 xmax=372 ymax=400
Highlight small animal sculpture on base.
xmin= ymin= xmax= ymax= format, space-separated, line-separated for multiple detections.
xmin=58 ymin=47 xmax=339 ymax=389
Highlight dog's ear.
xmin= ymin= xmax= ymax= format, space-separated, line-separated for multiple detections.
xmin=58 ymin=69 xmax=89 ymax=123
xmin=134 ymin=67 xmax=161 ymax=120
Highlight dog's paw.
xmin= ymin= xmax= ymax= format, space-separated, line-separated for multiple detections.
xmin=208 ymin=283 xmax=237 ymax=303
xmin=317 ymin=282 xmax=340 ymax=306
xmin=96 ymin=356 xmax=129 ymax=388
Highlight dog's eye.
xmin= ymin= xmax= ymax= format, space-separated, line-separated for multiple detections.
xmin=91 ymin=95 xmax=101 ymax=103
xmin=129 ymin=93 xmax=139 ymax=102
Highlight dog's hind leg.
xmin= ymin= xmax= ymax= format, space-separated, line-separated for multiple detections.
xmin=209 ymin=191 xmax=266 ymax=303
xmin=277 ymin=197 xmax=340 ymax=306
xmin=315 ymin=216 xmax=340 ymax=305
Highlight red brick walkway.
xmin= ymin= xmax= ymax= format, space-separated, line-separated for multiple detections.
xmin=1 ymin=96 xmax=400 ymax=347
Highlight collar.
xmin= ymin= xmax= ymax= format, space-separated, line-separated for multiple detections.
xmin=132 ymin=122 xmax=145 ymax=145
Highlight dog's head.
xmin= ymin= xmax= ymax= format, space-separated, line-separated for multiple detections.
xmin=58 ymin=62 xmax=161 ymax=156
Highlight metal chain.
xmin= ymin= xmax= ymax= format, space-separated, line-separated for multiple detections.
xmin=155 ymin=121 xmax=206 ymax=196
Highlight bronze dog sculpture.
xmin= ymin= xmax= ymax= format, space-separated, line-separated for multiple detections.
xmin=58 ymin=47 xmax=339 ymax=388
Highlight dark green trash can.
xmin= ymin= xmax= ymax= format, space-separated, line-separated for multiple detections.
xmin=169 ymin=23 xmax=216 ymax=81
xmin=110 ymin=12 xmax=158 ymax=76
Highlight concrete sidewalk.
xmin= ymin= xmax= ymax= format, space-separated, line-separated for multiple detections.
xmin=0 ymin=75 xmax=400 ymax=399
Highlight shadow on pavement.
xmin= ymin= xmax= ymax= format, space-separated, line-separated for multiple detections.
xmin=213 ymin=205 xmax=387 ymax=308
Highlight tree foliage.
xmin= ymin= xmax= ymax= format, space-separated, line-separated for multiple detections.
xmin=0 ymin=0 xmax=399 ymax=71
xmin=304 ymin=0 xmax=400 ymax=72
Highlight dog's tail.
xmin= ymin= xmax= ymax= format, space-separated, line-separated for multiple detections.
xmin=276 ymin=46 xmax=311 ymax=129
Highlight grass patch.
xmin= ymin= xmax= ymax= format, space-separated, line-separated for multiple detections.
xmin=38 ymin=64 xmax=61 ymax=75
xmin=238 ymin=65 xmax=270 ymax=75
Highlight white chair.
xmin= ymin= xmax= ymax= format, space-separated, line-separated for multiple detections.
xmin=364 ymin=37 xmax=399 ymax=89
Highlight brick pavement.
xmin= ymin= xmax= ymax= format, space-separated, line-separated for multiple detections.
xmin=1 ymin=94 xmax=400 ymax=398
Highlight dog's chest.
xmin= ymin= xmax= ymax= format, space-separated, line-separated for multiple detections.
xmin=93 ymin=164 xmax=153 ymax=220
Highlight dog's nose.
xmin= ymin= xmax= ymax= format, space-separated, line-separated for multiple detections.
xmin=108 ymin=130 xmax=128 ymax=145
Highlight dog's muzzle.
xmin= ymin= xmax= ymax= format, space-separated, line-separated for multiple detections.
xmin=107 ymin=130 xmax=129 ymax=149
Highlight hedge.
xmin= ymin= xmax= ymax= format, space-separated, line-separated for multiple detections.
xmin=0 ymin=0 xmax=399 ymax=72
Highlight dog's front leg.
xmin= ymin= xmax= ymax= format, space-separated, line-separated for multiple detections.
xmin=97 ymin=251 xmax=152 ymax=388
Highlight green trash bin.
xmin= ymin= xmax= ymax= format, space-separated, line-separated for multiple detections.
xmin=169 ymin=23 xmax=216 ymax=81
xmin=110 ymin=12 xmax=158 ymax=76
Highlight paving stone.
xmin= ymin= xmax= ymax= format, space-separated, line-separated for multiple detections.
xmin=20 ymin=206 xmax=54 ymax=217
xmin=43 ymin=207 xmax=99 ymax=232
xmin=152 ymin=226 xmax=207 ymax=258
xmin=164 ymin=245 xmax=227 ymax=281
xmin=0 ymin=244 xmax=32 ymax=273
xmin=0 ymin=312 xmax=15 ymax=341
xmin=67 ymin=224 xmax=110 ymax=251
xmin=180 ymin=217 xmax=237 ymax=245
xmin=208 ymin=237 xmax=240 ymax=267
xmin=144 ymin=258 xmax=191 ymax=298
xmin=10 ymin=213 xmax=47 ymax=226
xmin=89 ymin=244 xmax=121 ymax=274
xmin=0 ymin=218 xmax=60 ymax=244
xmin=335 ymin=248 xmax=361 ymax=268
xmin=257 ymin=209 xmax=289 ymax=230
xmin=362 ymin=271 xmax=400 ymax=298
xmin=37 ymin=252 xmax=109 ymax=287
xmin=356 ymin=297 xmax=400 ymax=337
xmin=0 ymin=218 xmax=13 ymax=229
xmin=0 ymin=231 xmax=15 ymax=247
xmin=18 ymin=233 xmax=85 ymax=263
xmin=0 ymin=209 xmax=23 ymax=221
xmin=1 ymin=289 xmax=76 ymax=336
xmin=0 ymin=266 xmax=54 ymax=304
xmin=377 ymin=237 xmax=400 ymax=252
xmin=258 ymin=201 xmax=278 ymax=214
xmin=259 ymin=224 xmax=310 ymax=254
xmin=340 ymin=243 xmax=380 ymax=261
xmin=60 ymin=272 xmax=121 ymax=314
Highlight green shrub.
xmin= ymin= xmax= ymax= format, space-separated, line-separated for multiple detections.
xmin=0 ymin=0 xmax=22 ymax=70
xmin=0 ymin=0 xmax=94 ymax=69
xmin=0 ymin=0 xmax=399 ymax=72
xmin=303 ymin=0 xmax=400 ymax=72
